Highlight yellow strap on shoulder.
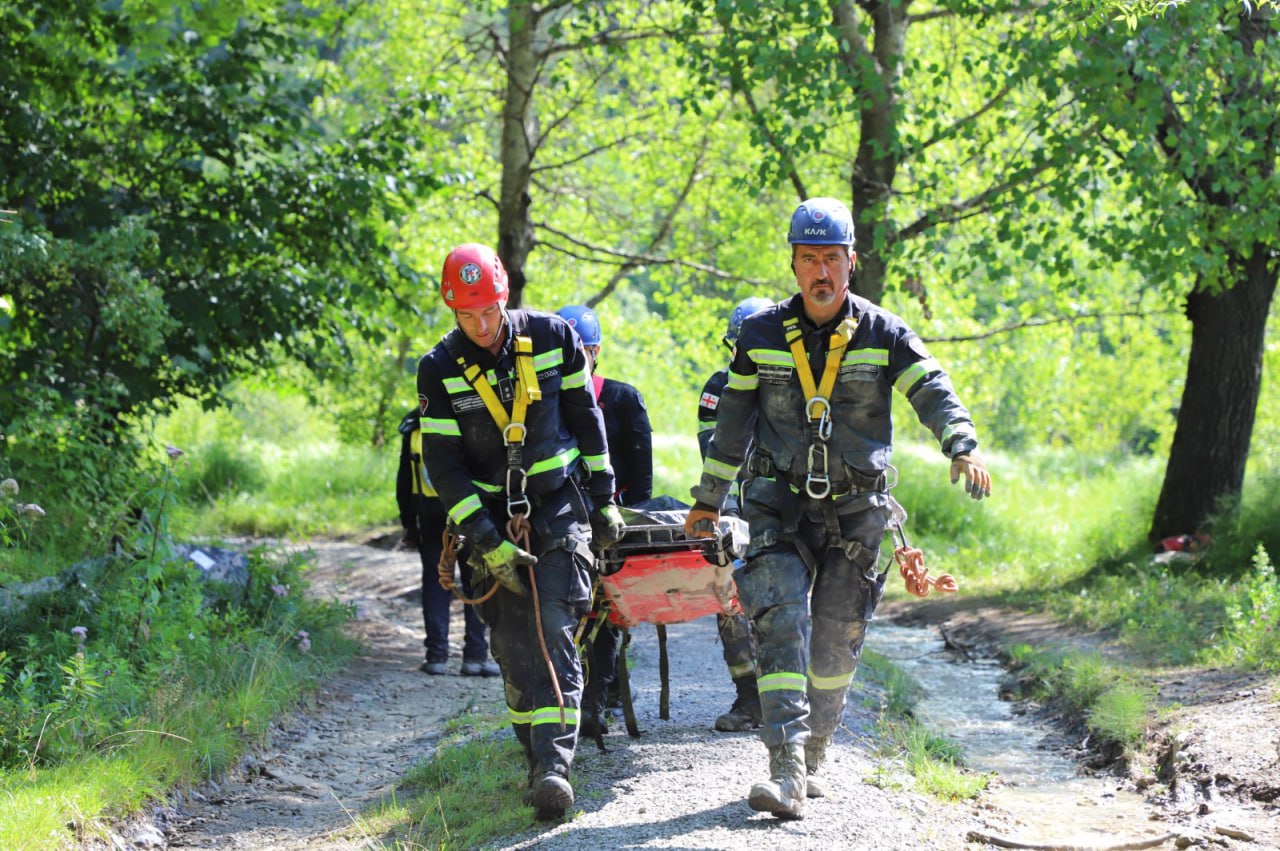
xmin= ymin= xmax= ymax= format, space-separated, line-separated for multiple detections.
xmin=458 ymin=357 xmax=510 ymax=431
xmin=453 ymin=336 xmax=542 ymax=445
xmin=782 ymin=315 xmax=858 ymax=421
xmin=408 ymin=428 xmax=436 ymax=497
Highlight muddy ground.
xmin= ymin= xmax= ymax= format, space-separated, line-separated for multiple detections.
xmin=97 ymin=539 xmax=1280 ymax=850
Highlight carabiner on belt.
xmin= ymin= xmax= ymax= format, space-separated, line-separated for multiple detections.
xmin=805 ymin=443 xmax=831 ymax=499
xmin=505 ymin=466 xmax=529 ymax=518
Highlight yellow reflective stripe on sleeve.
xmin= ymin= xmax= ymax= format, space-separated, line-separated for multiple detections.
xmin=758 ymin=672 xmax=807 ymax=693
xmin=528 ymin=446 xmax=582 ymax=477
xmin=726 ymin=370 xmax=759 ymax=391
xmin=531 ymin=706 xmax=579 ymax=726
xmin=702 ymin=456 xmax=739 ymax=483
xmin=845 ymin=348 xmax=889 ymax=367
xmin=806 ymin=665 xmax=855 ymax=691
xmin=533 ymin=350 xmax=563 ymax=370
xmin=509 ymin=706 xmax=533 ymax=725
xmin=577 ymin=449 xmax=607 ymax=473
xmin=748 ymin=348 xmax=793 ymax=367
xmin=422 ymin=417 xmax=461 ymax=437
xmin=893 ymin=357 xmax=939 ymax=395
xmin=698 ymin=422 xmax=716 ymax=433
xmin=448 ymin=494 xmax=483 ymax=524
xmin=562 ymin=366 xmax=589 ymax=390
xmin=471 ymin=479 xmax=503 ymax=494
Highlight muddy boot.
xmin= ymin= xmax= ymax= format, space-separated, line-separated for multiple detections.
xmin=714 ymin=677 xmax=763 ymax=732
xmin=747 ymin=743 xmax=806 ymax=819
xmin=528 ymin=771 xmax=574 ymax=821
xmin=805 ymin=736 xmax=829 ymax=798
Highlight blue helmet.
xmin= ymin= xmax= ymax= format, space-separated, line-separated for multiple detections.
xmin=556 ymin=305 xmax=602 ymax=346
xmin=725 ymin=296 xmax=773 ymax=346
xmin=787 ymin=197 xmax=855 ymax=247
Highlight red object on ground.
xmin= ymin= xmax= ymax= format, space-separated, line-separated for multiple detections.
xmin=1158 ymin=534 xmax=1213 ymax=553
xmin=599 ymin=549 xmax=740 ymax=628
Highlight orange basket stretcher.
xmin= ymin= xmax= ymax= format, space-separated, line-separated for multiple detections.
xmin=591 ymin=504 xmax=747 ymax=736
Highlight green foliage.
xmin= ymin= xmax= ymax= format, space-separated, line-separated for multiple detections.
xmin=361 ymin=720 xmax=532 ymax=849
xmin=1216 ymin=545 xmax=1280 ymax=669
xmin=0 ymin=454 xmax=352 ymax=772
xmin=1006 ymin=645 xmax=1151 ymax=752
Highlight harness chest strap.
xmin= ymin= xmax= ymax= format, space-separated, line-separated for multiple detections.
xmin=781 ymin=315 xmax=858 ymax=422
xmin=454 ymin=335 xmax=541 ymax=443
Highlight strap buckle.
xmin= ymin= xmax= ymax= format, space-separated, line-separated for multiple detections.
xmin=805 ymin=396 xmax=833 ymax=441
xmin=502 ymin=422 xmax=526 ymax=445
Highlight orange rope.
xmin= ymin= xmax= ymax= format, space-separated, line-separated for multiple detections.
xmin=437 ymin=529 xmax=499 ymax=605
xmin=508 ymin=513 xmax=567 ymax=730
xmin=894 ymin=544 xmax=958 ymax=597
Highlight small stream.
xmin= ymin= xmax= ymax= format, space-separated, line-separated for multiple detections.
xmin=864 ymin=622 xmax=1170 ymax=849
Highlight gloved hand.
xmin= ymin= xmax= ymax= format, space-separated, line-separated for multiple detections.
xmin=590 ymin=502 xmax=626 ymax=549
xmin=468 ymin=539 xmax=535 ymax=596
xmin=684 ymin=504 xmax=720 ymax=540
xmin=950 ymin=450 xmax=992 ymax=501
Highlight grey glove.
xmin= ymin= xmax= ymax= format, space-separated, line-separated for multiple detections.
xmin=468 ymin=539 xmax=535 ymax=596
xmin=590 ymin=503 xmax=626 ymax=549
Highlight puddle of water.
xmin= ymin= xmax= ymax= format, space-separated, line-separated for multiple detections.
xmin=863 ymin=623 xmax=1169 ymax=848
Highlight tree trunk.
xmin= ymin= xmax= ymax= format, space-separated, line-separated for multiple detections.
xmin=1150 ymin=247 xmax=1278 ymax=543
xmin=498 ymin=1 xmax=541 ymax=308
xmin=830 ymin=0 xmax=909 ymax=306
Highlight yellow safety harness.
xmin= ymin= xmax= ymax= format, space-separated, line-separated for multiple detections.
xmin=781 ymin=314 xmax=858 ymax=498
xmin=452 ymin=334 xmax=542 ymax=518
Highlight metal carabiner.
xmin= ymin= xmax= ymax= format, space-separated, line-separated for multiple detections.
xmin=505 ymin=467 xmax=529 ymax=519
xmin=805 ymin=443 xmax=831 ymax=499
xmin=805 ymin=396 xmax=834 ymax=438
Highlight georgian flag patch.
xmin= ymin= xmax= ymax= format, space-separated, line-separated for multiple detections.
xmin=700 ymin=391 xmax=720 ymax=411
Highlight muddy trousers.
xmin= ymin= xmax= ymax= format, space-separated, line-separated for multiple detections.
xmin=737 ymin=493 xmax=889 ymax=747
xmin=717 ymin=610 xmax=758 ymax=680
xmin=479 ymin=482 xmax=594 ymax=782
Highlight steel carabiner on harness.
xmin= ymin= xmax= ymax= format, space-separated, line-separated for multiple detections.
xmin=505 ymin=466 xmax=530 ymax=519
xmin=806 ymin=396 xmax=834 ymax=442
xmin=805 ymin=442 xmax=831 ymax=499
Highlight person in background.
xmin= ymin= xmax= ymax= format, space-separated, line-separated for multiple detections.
xmin=694 ymin=296 xmax=775 ymax=733
xmin=396 ymin=407 xmax=499 ymax=677
xmin=556 ymin=305 xmax=652 ymax=738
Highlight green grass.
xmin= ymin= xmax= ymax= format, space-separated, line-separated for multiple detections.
xmin=353 ymin=707 xmax=534 ymax=850
xmin=1006 ymin=644 xmax=1151 ymax=753
xmin=860 ymin=649 xmax=991 ymax=801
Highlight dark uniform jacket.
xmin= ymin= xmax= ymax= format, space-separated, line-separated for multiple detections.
xmin=595 ymin=376 xmax=652 ymax=506
xmin=395 ymin=409 xmax=438 ymax=541
xmin=693 ymin=291 xmax=978 ymax=509
xmin=416 ymin=309 xmax=615 ymax=546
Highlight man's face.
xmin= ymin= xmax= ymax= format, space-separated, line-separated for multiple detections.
xmin=793 ymin=244 xmax=854 ymax=308
xmin=455 ymin=304 xmax=506 ymax=349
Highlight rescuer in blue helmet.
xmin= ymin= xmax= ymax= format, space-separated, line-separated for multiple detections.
xmin=685 ymin=196 xmax=992 ymax=820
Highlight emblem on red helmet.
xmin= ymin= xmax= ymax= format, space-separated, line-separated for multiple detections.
xmin=440 ymin=244 xmax=509 ymax=310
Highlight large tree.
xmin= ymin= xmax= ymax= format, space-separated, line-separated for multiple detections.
xmin=1051 ymin=3 xmax=1279 ymax=541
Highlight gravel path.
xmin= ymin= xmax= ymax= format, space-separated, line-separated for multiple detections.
xmin=127 ymin=540 xmax=1270 ymax=851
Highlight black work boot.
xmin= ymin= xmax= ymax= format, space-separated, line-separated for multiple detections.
xmin=747 ymin=743 xmax=805 ymax=819
xmin=714 ymin=676 xmax=763 ymax=732
xmin=528 ymin=771 xmax=574 ymax=821
xmin=804 ymin=736 xmax=830 ymax=798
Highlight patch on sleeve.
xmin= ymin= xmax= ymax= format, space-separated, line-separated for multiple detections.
xmin=907 ymin=335 xmax=931 ymax=359
xmin=700 ymin=391 xmax=720 ymax=411
xmin=418 ymin=394 xmax=429 ymax=415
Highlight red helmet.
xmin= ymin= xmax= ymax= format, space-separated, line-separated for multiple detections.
xmin=440 ymin=243 xmax=509 ymax=309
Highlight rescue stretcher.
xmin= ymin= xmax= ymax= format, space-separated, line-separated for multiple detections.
xmin=590 ymin=501 xmax=748 ymax=737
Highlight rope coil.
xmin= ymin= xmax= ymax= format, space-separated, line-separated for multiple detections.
xmin=892 ymin=522 xmax=958 ymax=597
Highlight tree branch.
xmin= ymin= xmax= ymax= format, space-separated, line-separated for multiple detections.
xmin=585 ymin=129 xmax=712 ymax=307
xmin=535 ymin=223 xmax=775 ymax=287
xmin=905 ymin=80 xmax=1017 ymax=157
xmin=921 ymin=309 xmax=1180 ymax=344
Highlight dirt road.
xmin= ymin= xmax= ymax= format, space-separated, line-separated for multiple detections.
xmin=115 ymin=540 xmax=1278 ymax=850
